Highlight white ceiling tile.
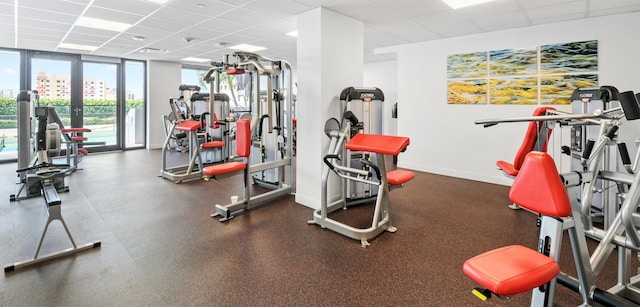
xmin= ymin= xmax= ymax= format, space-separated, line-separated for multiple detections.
xmin=590 ymin=0 xmax=640 ymax=10
xmin=18 ymin=0 xmax=86 ymax=15
xmin=244 ymin=0 xmax=311 ymax=18
xmin=385 ymin=0 xmax=450 ymax=18
xmin=371 ymin=21 xmax=442 ymax=42
xmin=19 ymin=20 xmax=72 ymax=32
xmin=216 ymin=7 xmax=276 ymax=27
xmin=83 ymin=6 xmax=145 ymax=24
xmin=167 ymin=0 xmax=236 ymax=16
xmin=137 ymin=17 xmax=192 ymax=32
xmin=323 ymin=0 xmax=380 ymax=16
xmin=353 ymin=8 xmax=404 ymax=25
xmin=18 ymin=9 xmax=76 ymax=24
xmin=92 ymin=0 xmax=162 ymax=16
xmin=259 ymin=18 xmax=297 ymax=34
xmin=412 ymin=13 xmax=484 ymax=37
xmin=472 ymin=10 xmax=532 ymax=32
xmin=524 ymin=1 xmax=588 ymax=20
xmin=198 ymin=18 xmax=247 ymax=33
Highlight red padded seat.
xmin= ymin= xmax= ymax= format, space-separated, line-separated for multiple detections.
xmin=175 ymin=120 xmax=201 ymax=132
xmin=463 ymin=245 xmax=560 ymax=296
xmin=203 ymin=162 xmax=246 ymax=177
xmin=387 ymin=169 xmax=414 ymax=185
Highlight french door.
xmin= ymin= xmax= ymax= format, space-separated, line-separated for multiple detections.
xmin=27 ymin=51 xmax=121 ymax=152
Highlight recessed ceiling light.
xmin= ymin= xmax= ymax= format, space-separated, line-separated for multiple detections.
xmin=215 ymin=42 xmax=229 ymax=47
xmin=182 ymin=57 xmax=210 ymax=63
xmin=229 ymin=44 xmax=266 ymax=52
xmin=76 ymin=17 xmax=132 ymax=32
xmin=442 ymin=0 xmax=495 ymax=9
xmin=286 ymin=31 xmax=298 ymax=37
xmin=58 ymin=43 xmax=97 ymax=51
xmin=138 ymin=47 xmax=169 ymax=54
xmin=132 ymin=36 xmax=146 ymax=41
xmin=196 ymin=3 xmax=206 ymax=8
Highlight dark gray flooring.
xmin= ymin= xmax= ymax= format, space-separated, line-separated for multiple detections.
xmin=0 ymin=149 xmax=634 ymax=306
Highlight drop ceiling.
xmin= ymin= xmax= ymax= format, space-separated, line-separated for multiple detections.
xmin=1 ymin=0 xmax=639 ymax=67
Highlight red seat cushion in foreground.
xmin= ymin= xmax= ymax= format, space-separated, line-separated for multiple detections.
xmin=202 ymin=162 xmax=245 ymax=177
xmin=463 ymin=245 xmax=559 ymax=296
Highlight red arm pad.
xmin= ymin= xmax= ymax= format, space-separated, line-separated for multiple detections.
xmin=175 ymin=120 xmax=201 ymax=132
xmin=346 ymin=134 xmax=410 ymax=155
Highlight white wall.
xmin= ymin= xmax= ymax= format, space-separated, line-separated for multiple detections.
xmin=364 ymin=61 xmax=397 ymax=136
xmin=379 ymin=11 xmax=640 ymax=186
xmin=147 ymin=60 xmax=181 ymax=149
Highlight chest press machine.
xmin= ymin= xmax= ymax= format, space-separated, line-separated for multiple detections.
xmin=309 ymin=110 xmax=414 ymax=247
xmin=468 ymin=86 xmax=640 ymax=306
xmin=5 ymin=106 xmax=100 ymax=273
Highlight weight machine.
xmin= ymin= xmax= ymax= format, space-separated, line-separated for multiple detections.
xmin=5 ymin=105 xmax=101 ymax=272
xmin=470 ymin=86 xmax=640 ymax=305
xmin=160 ymin=85 xmax=231 ymax=183
xmin=202 ymin=52 xmax=295 ymax=222
xmin=309 ymin=106 xmax=414 ymax=247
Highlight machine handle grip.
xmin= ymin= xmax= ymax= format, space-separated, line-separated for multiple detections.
xmin=583 ymin=139 xmax=595 ymax=159
xmin=323 ymin=154 xmax=340 ymax=171
xmin=618 ymin=143 xmax=632 ymax=165
xmin=360 ymin=159 xmax=381 ymax=181
xmin=344 ymin=111 xmax=359 ymax=126
xmin=606 ymin=125 xmax=619 ymax=139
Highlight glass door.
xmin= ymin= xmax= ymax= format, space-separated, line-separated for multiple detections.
xmin=29 ymin=52 xmax=77 ymax=134
xmin=82 ymin=61 xmax=120 ymax=151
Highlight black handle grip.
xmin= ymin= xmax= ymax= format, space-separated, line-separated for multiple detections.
xmin=483 ymin=123 xmax=498 ymax=128
xmin=606 ymin=125 xmax=619 ymax=139
xmin=323 ymin=154 xmax=340 ymax=171
xmin=583 ymin=139 xmax=595 ymax=159
xmin=344 ymin=111 xmax=359 ymax=126
xmin=359 ymin=159 xmax=380 ymax=181
xmin=618 ymin=143 xmax=632 ymax=165
xmin=561 ymin=145 xmax=571 ymax=156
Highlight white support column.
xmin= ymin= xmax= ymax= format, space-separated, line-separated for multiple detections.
xmin=295 ymin=7 xmax=364 ymax=209
xmin=147 ymin=60 xmax=181 ymax=149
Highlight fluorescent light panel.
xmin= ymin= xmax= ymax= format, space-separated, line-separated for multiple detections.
xmin=58 ymin=43 xmax=98 ymax=51
xmin=229 ymin=44 xmax=266 ymax=52
xmin=182 ymin=57 xmax=210 ymax=63
xmin=442 ymin=0 xmax=495 ymax=9
xmin=76 ymin=17 xmax=132 ymax=32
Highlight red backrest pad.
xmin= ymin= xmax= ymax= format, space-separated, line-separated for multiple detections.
xmin=236 ymin=119 xmax=251 ymax=157
xmin=512 ymin=106 xmax=555 ymax=170
xmin=509 ymin=152 xmax=572 ymax=217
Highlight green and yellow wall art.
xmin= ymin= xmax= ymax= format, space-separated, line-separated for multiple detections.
xmin=447 ymin=40 xmax=598 ymax=105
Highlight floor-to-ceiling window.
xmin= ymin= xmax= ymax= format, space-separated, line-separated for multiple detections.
xmin=0 ymin=50 xmax=22 ymax=162
xmin=0 ymin=48 xmax=146 ymax=163
xmin=124 ymin=60 xmax=145 ymax=149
